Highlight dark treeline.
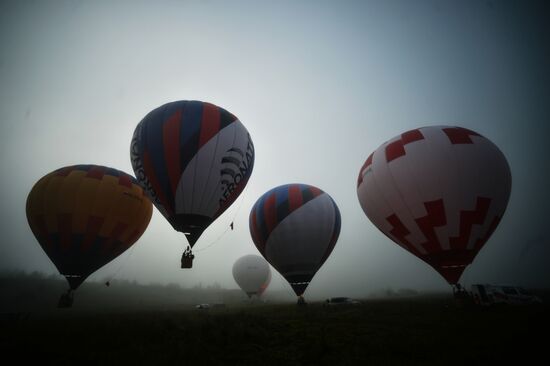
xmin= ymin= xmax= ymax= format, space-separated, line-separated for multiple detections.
xmin=3 ymin=271 xmax=548 ymax=314
xmin=0 ymin=271 xmax=292 ymax=312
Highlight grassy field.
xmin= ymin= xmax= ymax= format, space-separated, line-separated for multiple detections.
xmin=2 ymin=296 xmax=548 ymax=365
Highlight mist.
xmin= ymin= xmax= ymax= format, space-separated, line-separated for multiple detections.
xmin=1 ymin=0 xmax=549 ymax=301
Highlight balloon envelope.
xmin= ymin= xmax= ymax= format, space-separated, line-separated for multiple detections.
xmin=26 ymin=165 xmax=153 ymax=289
xmin=232 ymin=254 xmax=272 ymax=297
xmin=130 ymin=100 xmax=254 ymax=247
xmin=357 ymin=126 xmax=512 ymax=284
xmin=249 ymin=184 xmax=341 ymax=296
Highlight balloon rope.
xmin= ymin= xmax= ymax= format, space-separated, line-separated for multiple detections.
xmin=284 ymin=283 xmax=297 ymax=300
xmin=193 ymin=184 xmax=250 ymax=253
xmin=102 ymin=243 xmax=138 ymax=284
xmin=192 ymin=224 xmax=232 ymax=253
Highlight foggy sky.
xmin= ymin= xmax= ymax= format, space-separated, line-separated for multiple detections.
xmin=1 ymin=0 xmax=549 ymax=300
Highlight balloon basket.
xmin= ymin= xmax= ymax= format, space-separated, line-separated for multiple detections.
xmin=181 ymin=250 xmax=194 ymax=268
xmin=57 ymin=290 xmax=74 ymax=308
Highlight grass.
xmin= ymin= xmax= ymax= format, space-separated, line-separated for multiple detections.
xmin=2 ymin=296 xmax=548 ymax=365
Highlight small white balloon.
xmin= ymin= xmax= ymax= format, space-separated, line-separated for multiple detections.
xmin=232 ymin=254 xmax=272 ymax=298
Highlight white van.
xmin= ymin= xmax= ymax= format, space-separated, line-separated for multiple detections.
xmin=470 ymin=284 xmax=541 ymax=306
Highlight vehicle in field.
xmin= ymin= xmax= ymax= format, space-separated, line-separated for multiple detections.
xmin=470 ymin=284 xmax=542 ymax=306
xmin=324 ymin=297 xmax=361 ymax=306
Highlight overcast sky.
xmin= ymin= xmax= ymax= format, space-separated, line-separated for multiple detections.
xmin=1 ymin=0 xmax=549 ymax=300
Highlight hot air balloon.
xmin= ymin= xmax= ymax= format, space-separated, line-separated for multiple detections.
xmin=232 ymin=254 xmax=272 ymax=299
xmin=26 ymin=165 xmax=153 ymax=307
xmin=130 ymin=101 xmax=254 ymax=268
xmin=356 ymin=126 xmax=511 ymax=288
xmin=249 ymin=184 xmax=341 ymax=303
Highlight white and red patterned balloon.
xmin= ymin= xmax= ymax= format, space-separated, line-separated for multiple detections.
xmin=357 ymin=126 xmax=511 ymax=284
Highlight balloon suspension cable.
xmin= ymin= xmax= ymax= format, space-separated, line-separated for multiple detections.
xmin=101 ymin=243 xmax=139 ymax=286
xmin=193 ymin=184 xmax=250 ymax=253
xmin=182 ymin=244 xmax=193 ymax=256
xmin=283 ymin=281 xmax=298 ymax=300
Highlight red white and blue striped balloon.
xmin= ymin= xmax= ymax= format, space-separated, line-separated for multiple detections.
xmin=249 ymin=184 xmax=341 ymax=296
xmin=357 ymin=126 xmax=511 ymax=285
xmin=131 ymin=100 xmax=254 ymax=247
